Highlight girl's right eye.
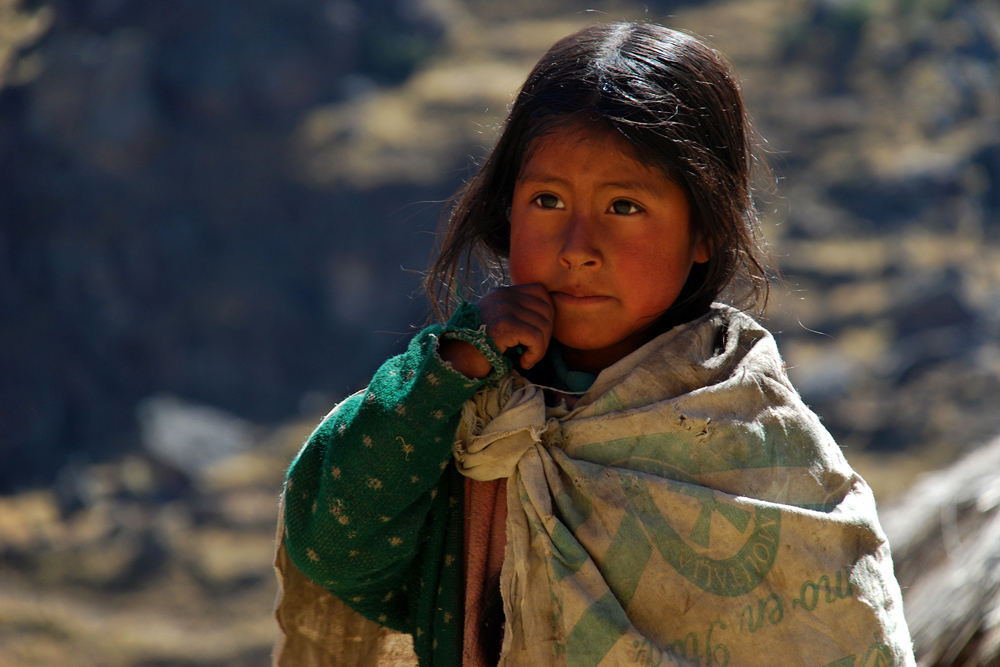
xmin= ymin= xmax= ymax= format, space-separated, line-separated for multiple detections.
xmin=533 ymin=194 xmax=565 ymax=210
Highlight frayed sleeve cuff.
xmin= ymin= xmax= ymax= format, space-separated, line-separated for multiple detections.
xmin=439 ymin=300 xmax=512 ymax=382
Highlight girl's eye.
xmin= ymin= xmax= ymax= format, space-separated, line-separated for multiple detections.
xmin=610 ymin=199 xmax=641 ymax=215
xmin=533 ymin=194 xmax=564 ymax=210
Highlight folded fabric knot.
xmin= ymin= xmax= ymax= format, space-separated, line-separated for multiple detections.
xmin=453 ymin=374 xmax=553 ymax=481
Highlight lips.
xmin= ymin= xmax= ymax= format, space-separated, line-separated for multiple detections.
xmin=551 ymin=289 xmax=612 ymax=305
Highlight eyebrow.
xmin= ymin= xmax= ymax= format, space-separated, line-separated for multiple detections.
xmin=519 ymin=173 xmax=666 ymax=199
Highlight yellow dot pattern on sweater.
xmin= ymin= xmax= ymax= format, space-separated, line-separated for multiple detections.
xmin=283 ymin=318 xmax=498 ymax=667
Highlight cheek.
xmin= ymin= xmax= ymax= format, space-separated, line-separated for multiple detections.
xmin=621 ymin=246 xmax=695 ymax=311
xmin=507 ymin=222 xmax=542 ymax=285
xmin=507 ymin=244 xmax=534 ymax=285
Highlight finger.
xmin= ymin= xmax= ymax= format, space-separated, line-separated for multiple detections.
xmin=477 ymin=285 xmax=554 ymax=369
xmin=480 ymin=285 xmax=554 ymax=334
xmin=506 ymin=285 xmax=554 ymax=368
xmin=505 ymin=283 xmax=555 ymax=321
xmin=492 ymin=305 xmax=552 ymax=343
xmin=486 ymin=315 xmax=548 ymax=355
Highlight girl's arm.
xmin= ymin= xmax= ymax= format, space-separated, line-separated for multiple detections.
xmin=282 ymin=285 xmax=553 ymax=632
xmin=282 ymin=305 xmax=510 ymax=630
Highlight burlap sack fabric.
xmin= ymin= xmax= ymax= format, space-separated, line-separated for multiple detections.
xmin=274 ymin=306 xmax=914 ymax=666
xmin=274 ymin=495 xmax=418 ymax=666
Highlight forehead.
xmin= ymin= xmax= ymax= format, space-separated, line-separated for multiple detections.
xmin=517 ymin=120 xmax=671 ymax=186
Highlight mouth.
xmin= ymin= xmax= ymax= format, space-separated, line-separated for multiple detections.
xmin=551 ymin=290 xmax=612 ymax=305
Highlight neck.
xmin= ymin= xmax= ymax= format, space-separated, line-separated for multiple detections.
xmin=558 ymin=330 xmax=650 ymax=375
xmin=558 ymin=300 xmax=711 ymax=375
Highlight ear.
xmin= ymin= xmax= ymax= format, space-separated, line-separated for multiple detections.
xmin=693 ymin=234 xmax=712 ymax=264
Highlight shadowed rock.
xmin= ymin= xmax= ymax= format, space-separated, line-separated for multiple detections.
xmin=880 ymin=435 xmax=1000 ymax=667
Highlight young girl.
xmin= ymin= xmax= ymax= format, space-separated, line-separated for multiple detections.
xmin=274 ymin=22 xmax=914 ymax=667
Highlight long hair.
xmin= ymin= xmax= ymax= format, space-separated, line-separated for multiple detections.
xmin=426 ymin=22 xmax=770 ymax=319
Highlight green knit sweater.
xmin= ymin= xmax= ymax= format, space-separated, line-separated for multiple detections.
xmin=283 ymin=305 xmax=510 ymax=667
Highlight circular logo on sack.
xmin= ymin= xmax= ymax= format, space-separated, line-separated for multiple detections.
xmin=617 ymin=467 xmax=781 ymax=597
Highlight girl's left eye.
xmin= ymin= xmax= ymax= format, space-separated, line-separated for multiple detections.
xmin=609 ymin=200 xmax=641 ymax=215
xmin=533 ymin=193 xmax=565 ymax=210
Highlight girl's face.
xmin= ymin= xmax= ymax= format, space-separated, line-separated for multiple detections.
xmin=508 ymin=122 xmax=709 ymax=374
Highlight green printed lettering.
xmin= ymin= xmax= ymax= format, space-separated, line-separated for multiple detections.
xmin=708 ymin=563 xmax=725 ymax=591
xmin=740 ymin=594 xmax=783 ymax=634
xmin=669 ymin=632 xmax=698 ymax=663
xmin=766 ymin=593 xmax=784 ymax=625
xmin=705 ymin=620 xmax=729 ymax=667
xmin=724 ymin=567 xmax=740 ymax=590
xmin=634 ymin=638 xmax=665 ymax=666
xmin=693 ymin=559 xmax=706 ymax=586
xmin=794 ymin=567 xmax=855 ymax=612
xmin=752 ymin=541 xmax=771 ymax=563
xmin=740 ymin=603 xmax=763 ymax=634
xmin=756 ymin=514 xmax=779 ymax=543
xmin=794 ymin=579 xmax=820 ymax=611
xmin=833 ymin=568 xmax=852 ymax=599
xmin=742 ymin=553 xmax=763 ymax=576
xmin=819 ymin=575 xmax=835 ymax=603
xmin=679 ymin=548 xmax=695 ymax=572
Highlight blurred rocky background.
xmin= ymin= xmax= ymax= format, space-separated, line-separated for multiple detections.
xmin=0 ymin=0 xmax=998 ymax=664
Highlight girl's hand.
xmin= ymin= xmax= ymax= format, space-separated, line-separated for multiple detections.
xmin=479 ymin=283 xmax=555 ymax=370
xmin=438 ymin=284 xmax=554 ymax=378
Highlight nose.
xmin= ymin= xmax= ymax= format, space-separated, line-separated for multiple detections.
xmin=559 ymin=210 xmax=602 ymax=270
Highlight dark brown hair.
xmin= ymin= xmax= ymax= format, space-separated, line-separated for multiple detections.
xmin=426 ymin=22 xmax=770 ymax=319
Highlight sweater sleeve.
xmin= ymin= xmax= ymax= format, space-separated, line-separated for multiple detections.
xmin=283 ymin=305 xmax=510 ymax=637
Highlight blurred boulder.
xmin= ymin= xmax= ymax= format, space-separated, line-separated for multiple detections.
xmin=137 ymin=394 xmax=255 ymax=479
xmin=880 ymin=435 xmax=1000 ymax=667
xmin=0 ymin=0 xmax=53 ymax=90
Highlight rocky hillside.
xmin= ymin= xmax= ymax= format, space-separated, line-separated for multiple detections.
xmin=3 ymin=0 xmax=998 ymax=492
xmin=0 ymin=0 xmax=998 ymax=663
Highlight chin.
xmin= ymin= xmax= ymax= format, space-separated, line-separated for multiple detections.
xmin=553 ymin=330 xmax=621 ymax=353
